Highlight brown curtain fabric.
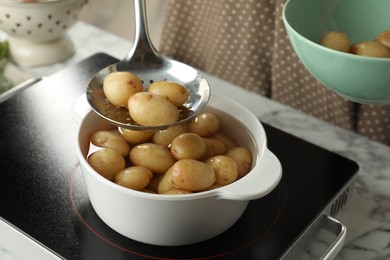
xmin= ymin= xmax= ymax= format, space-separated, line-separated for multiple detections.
xmin=158 ymin=0 xmax=390 ymax=145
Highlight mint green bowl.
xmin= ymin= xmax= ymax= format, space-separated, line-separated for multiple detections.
xmin=282 ymin=0 xmax=390 ymax=104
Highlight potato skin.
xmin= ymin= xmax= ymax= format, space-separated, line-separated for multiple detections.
xmin=171 ymin=159 xmax=216 ymax=191
xmin=153 ymin=124 xmax=187 ymax=147
xmin=114 ymin=166 xmax=153 ymax=190
xmin=118 ymin=127 xmax=155 ymax=144
xmin=90 ymin=130 xmax=130 ymax=156
xmin=129 ymin=143 xmax=176 ymax=174
xmin=226 ymin=147 xmax=252 ymax=178
xmin=103 ymin=71 xmax=143 ymax=107
xmin=201 ymin=137 xmax=229 ymax=161
xmin=128 ymin=92 xmax=180 ymax=126
xmin=207 ymin=155 xmax=238 ymax=185
xmin=350 ymin=41 xmax=390 ymax=58
xmin=157 ymin=167 xmax=175 ymax=194
xmin=147 ymin=81 xmax=189 ymax=107
xmin=375 ymin=30 xmax=390 ymax=49
xmin=170 ymin=133 xmax=206 ymax=160
xmin=320 ymin=31 xmax=350 ymax=53
xmin=189 ymin=112 xmax=220 ymax=137
xmin=88 ymin=148 xmax=126 ymax=180
xmin=212 ymin=132 xmax=238 ymax=149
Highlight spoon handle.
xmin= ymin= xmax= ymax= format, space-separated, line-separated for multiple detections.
xmin=122 ymin=0 xmax=161 ymax=66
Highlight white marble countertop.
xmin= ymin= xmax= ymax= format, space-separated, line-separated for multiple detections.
xmin=1 ymin=22 xmax=390 ymax=260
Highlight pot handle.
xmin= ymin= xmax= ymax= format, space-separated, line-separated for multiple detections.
xmin=73 ymin=93 xmax=91 ymax=123
xmin=217 ymin=149 xmax=282 ymax=201
xmin=280 ymin=215 xmax=346 ymax=259
xmin=320 ymin=216 xmax=347 ymax=260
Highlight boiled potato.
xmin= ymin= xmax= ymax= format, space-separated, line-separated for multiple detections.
xmin=128 ymin=92 xmax=180 ymax=126
xmin=88 ymin=148 xmax=126 ymax=180
xmin=114 ymin=166 xmax=153 ymax=190
xmin=118 ymin=127 xmax=155 ymax=143
xmin=189 ymin=112 xmax=220 ymax=137
xmin=171 ymin=159 xmax=216 ymax=191
xmin=129 ymin=143 xmax=176 ymax=174
xmin=90 ymin=130 xmax=130 ymax=157
xmin=320 ymin=31 xmax=350 ymax=53
xmin=103 ymin=71 xmax=143 ymax=107
xmin=153 ymin=124 xmax=188 ymax=147
xmin=201 ymin=137 xmax=229 ymax=160
xmin=170 ymin=133 xmax=206 ymax=160
xmin=147 ymin=81 xmax=189 ymax=107
xmin=157 ymin=167 xmax=175 ymax=194
xmin=212 ymin=132 xmax=238 ymax=149
xmin=207 ymin=155 xmax=238 ymax=185
xmin=350 ymin=41 xmax=390 ymax=58
xmin=226 ymin=147 xmax=252 ymax=178
xmin=375 ymin=30 xmax=390 ymax=49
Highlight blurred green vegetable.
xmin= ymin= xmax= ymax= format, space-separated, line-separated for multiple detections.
xmin=0 ymin=41 xmax=12 ymax=94
xmin=0 ymin=74 xmax=13 ymax=94
xmin=0 ymin=41 xmax=9 ymax=60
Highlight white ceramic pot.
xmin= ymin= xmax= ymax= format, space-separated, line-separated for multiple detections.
xmin=75 ymin=93 xmax=282 ymax=246
xmin=0 ymin=0 xmax=86 ymax=66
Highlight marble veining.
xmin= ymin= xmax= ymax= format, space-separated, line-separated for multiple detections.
xmin=0 ymin=248 xmax=20 ymax=260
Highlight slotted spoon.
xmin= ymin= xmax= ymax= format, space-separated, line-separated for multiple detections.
xmin=86 ymin=0 xmax=210 ymax=130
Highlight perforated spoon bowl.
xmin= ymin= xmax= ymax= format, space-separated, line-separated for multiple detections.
xmin=86 ymin=0 xmax=210 ymax=130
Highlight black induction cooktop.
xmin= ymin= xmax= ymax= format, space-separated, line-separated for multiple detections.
xmin=0 ymin=53 xmax=358 ymax=259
